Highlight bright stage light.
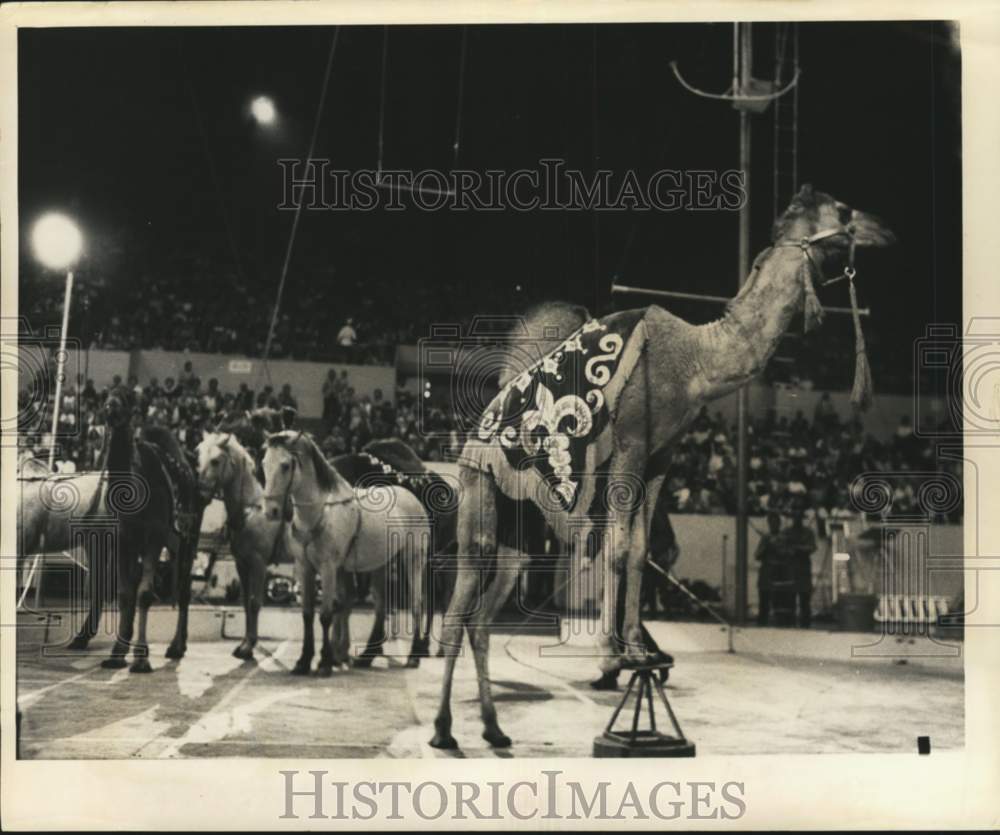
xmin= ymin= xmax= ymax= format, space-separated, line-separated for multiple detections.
xmin=251 ymin=95 xmax=277 ymax=125
xmin=31 ymin=213 xmax=83 ymax=270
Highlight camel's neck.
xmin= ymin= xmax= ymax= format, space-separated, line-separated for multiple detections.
xmin=692 ymin=245 xmax=807 ymax=400
xmin=223 ymin=456 xmax=263 ymax=521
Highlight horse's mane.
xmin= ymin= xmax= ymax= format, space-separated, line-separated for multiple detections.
xmin=141 ymin=425 xmax=186 ymax=458
xmin=363 ymin=438 xmax=426 ymax=473
xmin=497 ymin=300 xmax=591 ymax=388
xmin=268 ymin=431 xmax=345 ymax=493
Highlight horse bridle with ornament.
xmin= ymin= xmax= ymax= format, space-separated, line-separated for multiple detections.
xmin=263 ymin=432 xmax=363 ymax=564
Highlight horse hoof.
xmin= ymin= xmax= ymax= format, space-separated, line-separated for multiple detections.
xmin=101 ymin=657 xmax=128 ymax=669
xmin=130 ymin=658 xmax=153 ymax=674
xmin=590 ymin=673 xmax=620 ymax=691
xmin=232 ymin=645 xmax=253 ymax=661
xmin=435 ymin=647 xmax=446 ymax=658
xmin=290 ymin=660 xmax=312 ymax=675
xmin=67 ymin=636 xmax=90 ymax=651
xmin=483 ymin=729 xmax=512 ymax=749
xmin=315 ymin=665 xmax=333 ymax=678
xmin=405 ymin=657 xmax=421 ymax=669
xmin=429 ymin=732 xmax=458 ymax=750
xmin=352 ymin=656 xmax=374 ymax=669
xmin=165 ymin=643 xmax=186 ymax=660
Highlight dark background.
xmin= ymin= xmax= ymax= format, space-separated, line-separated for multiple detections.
xmin=19 ymin=22 xmax=961 ymax=387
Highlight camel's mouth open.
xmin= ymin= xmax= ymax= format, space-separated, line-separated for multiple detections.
xmin=850 ymin=208 xmax=896 ymax=248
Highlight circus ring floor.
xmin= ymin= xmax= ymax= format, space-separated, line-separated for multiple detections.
xmin=15 ymin=608 xmax=964 ymax=759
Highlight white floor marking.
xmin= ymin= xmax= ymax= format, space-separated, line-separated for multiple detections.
xmin=17 ymin=666 xmax=99 ymax=709
xmin=156 ymin=640 xmax=292 ymax=758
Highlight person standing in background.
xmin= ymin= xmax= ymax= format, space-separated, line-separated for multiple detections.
xmin=784 ymin=503 xmax=817 ymax=628
xmin=755 ymin=511 xmax=783 ymax=626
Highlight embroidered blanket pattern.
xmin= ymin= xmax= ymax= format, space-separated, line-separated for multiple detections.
xmin=474 ymin=315 xmax=643 ymax=512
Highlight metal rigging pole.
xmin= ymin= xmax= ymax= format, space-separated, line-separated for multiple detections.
xmin=669 ymin=23 xmax=800 ymax=626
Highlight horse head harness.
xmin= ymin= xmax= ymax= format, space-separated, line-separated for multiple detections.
xmin=266 ymin=440 xmax=364 ymax=566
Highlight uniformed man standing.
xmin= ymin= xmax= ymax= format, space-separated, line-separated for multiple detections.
xmin=784 ymin=504 xmax=817 ymax=628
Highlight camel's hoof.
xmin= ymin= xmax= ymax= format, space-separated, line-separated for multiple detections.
xmin=352 ymin=656 xmax=374 ymax=669
xmin=130 ymin=658 xmax=153 ymax=674
xmin=101 ymin=657 xmax=128 ymax=669
xmin=67 ymin=635 xmax=90 ymax=651
xmin=290 ymin=659 xmax=312 ymax=676
xmin=483 ymin=728 xmax=512 ymax=749
xmin=315 ymin=665 xmax=333 ymax=678
xmin=429 ymin=732 xmax=458 ymax=750
xmin=165 ymin=643 xmax=186 ymax=660
xmin=232 ymin=644 xmax=254 ymax=661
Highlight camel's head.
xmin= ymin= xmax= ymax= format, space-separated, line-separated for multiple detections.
xmin=103 ymin=384 xmax=135 ymax=429
xmin=772 ymin=184 xmax=896 ymax=267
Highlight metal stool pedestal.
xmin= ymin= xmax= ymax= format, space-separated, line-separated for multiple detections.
xmin=593 ymin=662 xmax=695 ymax=758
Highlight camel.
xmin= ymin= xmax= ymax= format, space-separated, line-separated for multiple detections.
xmin=430 ymin=185 xmax=896 ymax=749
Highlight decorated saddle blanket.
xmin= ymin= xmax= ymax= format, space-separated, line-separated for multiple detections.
xmin=462 ymin=310 xmax=648 ymax=515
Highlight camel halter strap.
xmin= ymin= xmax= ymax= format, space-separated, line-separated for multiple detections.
xmin=775 ymin=224 xmax=873 ymax=410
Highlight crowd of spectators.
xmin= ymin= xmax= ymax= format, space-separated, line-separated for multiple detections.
xmin=20 ymin=255 xmax=912 ymax=393
xmin=19 ymin=356 xmax=960 ymax=523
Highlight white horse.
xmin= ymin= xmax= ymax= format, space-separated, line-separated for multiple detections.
xmin=261 ymin=431 xmax=431 ymax=675
xmin=195 ymin=432 xmax=280 ymax=660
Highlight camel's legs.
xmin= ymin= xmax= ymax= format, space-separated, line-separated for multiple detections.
xmin=129 ymin=549 xmax=158 ymax=673
xmin=354 ymin=566 xmax=387 ymax=666
xmin=470 ymin=556 xmax=523 ymax=748
xmin=430 ymin=467 xmax=496 ymax=750
xmin=622 ymin=473 xmax=666 ymax=655
xmin=292 ymin=557 xmax=316 ymax=675
xmin=406 ymin=532 xmax=429 ymax=667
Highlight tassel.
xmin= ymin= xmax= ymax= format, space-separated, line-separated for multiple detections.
xmin=802 ymin=266 xmax=825 ymax=333
xmin=848 ymin=277 xmax=874 ymax=411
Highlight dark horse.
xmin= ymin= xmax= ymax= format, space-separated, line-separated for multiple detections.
xmin=67 ymin=385 xmax=204 ymax=669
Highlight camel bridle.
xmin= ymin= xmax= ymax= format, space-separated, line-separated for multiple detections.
xmin=776 ymin=221 xmax=872 ymax=409
xmin=776 ymin=222 xmax=858 ymax=287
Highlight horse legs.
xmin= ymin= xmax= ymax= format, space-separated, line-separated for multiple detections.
xmin=129 ymin=550 xmax=158 ymax=673
xmin=331 ymin=582 xmax=352 ymax=668
xmin=430 ymin=467 xmax=496 ymax=750
xmin=353 ymin=566 xmax=386 ymax=668
xmin=166 ymin=535 xmax=196 ymax=660
xmin=316 ymin=559 xmax=340 ymax=677
xmin=102 ymin=546 xmax=137 ymax=669
xmin=68 ymin=542 xmax=105 ymax=650
xmin=230 ymin=547 xmax=265 ymax=661
xmin=406 ymin=533 xmax=429 ymax=668
xmin=291 ymin=558 xmax=316 ymax=675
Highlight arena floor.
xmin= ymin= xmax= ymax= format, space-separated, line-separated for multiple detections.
xmin=16 ymin=610 xmax=964 ymax=759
